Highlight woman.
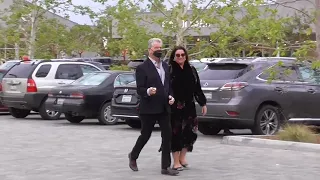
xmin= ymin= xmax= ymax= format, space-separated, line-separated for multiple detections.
xmin=169 ymin=46 xmax=207 ymax=170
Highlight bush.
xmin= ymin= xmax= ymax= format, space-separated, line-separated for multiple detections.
xmin=110 ymin=64 xmax=131 ymax=71
xmin=278 ymin=124 xmax=317 ymax=143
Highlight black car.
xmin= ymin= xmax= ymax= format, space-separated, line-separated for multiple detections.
xmin=111 ymin=81 xmax=141 ymax=128
xmin=45 ymin=71 xmax=136 ymax=125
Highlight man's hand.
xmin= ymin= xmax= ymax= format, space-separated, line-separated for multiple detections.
xmin=147 ymin=87 xmax=157 ymax=96
xmin=168 ymin=95 xmax=174 ymax=105
xmin=202 ymin=105 xmax=207 ymax=116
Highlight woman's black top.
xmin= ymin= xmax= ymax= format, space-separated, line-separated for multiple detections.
xmin=170 ymin=61 xmax=206 ymax=107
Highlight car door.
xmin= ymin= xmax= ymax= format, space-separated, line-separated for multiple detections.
xmin=31 ymin=64 xmax=53 ymax=91
xmin=259 ymin=65 xmax=308 ymax=119
xmin=297 ymin=66 xmax=320 ymax=118
xmin=54 ymin=64 xmax=83 ymax=86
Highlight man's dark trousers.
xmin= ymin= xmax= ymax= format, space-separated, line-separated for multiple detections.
xmin=130 ymin=112 xmax=172 ymax=169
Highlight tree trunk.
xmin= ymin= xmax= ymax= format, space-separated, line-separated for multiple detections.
xmin=316 ymin=0 xmax=320 ymax=59
xmin=175 ymin=33 xmax=184 ymax=47
xmin=28 ymin=10 xmax=37 ymax=59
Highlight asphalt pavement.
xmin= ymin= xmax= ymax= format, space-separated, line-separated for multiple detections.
xmin=0 ymin=114 xmax=319 ymax=180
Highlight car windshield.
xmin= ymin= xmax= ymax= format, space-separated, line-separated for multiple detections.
xmin=127 ymin=81 xmax=136 ymax=86
xmin=72 ymin=72 xmax=111 ymax=86
xmin=0 ymin=70 xmax=7 ymax=81
xmin=3 ymin=63 xmax=34 ymax=78
xmin=199 ymin=63 xmax=249 ymax=80
xmin=190 ymin=62 xmax=207 ymax=72
xmin=0 ymin=61 xmax=19 ymax=70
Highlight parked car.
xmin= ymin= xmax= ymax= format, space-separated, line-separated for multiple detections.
xmin=45 ymin=71 xmax=136 ymax=125
xmin=127 ymin=60 xmax=144 ymax=69
xmin=111 ymin=80 xmax=140 ymax=128
xmin=0 ymin=60 xmax=105 ymax=120
xmin=0 ymin=69 xmax=8 ymax=112
xmin=195 ymin=57 xmax=313 ymax=135
xmin=89 ymin=57 xmax=116 ymax=70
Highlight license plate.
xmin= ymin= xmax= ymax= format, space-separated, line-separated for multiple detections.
xmin=204 ymin=92 xmax=212 ymax=99
xmin=121 ymin=95 xmax=132 ymax=102
xmin=57 ymin=98 xmax=65 ymax=105
xmin=10 ymin=86 xmax=17 ymax=91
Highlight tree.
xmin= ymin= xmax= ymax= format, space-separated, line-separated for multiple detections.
xmin=35 ymin=18 xmax=70 ymax=59
xmin=1 ymin=0 xmax=76 ymax=58
xmin=65 ymin=25 xmax=102 ymax=58
xmin=94 ymin=0 xmax=298 ymax=58
xmin=95 ymin=1 xmax=162 ymax=59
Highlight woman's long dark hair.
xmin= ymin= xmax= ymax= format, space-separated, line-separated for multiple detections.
xmin=169 ymin=46 xmax=190 ymax=66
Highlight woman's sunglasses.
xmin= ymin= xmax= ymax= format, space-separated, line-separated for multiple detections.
xmin=175 ymin=53 xmax=185 ymax=58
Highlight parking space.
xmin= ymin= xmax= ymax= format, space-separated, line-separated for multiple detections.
xmin=0 ymin=114 xmax=319 ymax=180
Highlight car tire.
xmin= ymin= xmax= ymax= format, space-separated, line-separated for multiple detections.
xmin=252 ymin=105 xmax=281 ymax=135
xmin=38 ymin=101 xmax=61 ymax=120
xmin=98 ymin=102 xmax=118 ymax=125
xmin=65 ymin=113 xmax=84 ymax=124
xmin=198 ymin=122 xmax=221 ymax=135
xmin=9 ymin=107 xmax=30 ymax=118
xmin=126 ymin=119 xmax=141 ymax=129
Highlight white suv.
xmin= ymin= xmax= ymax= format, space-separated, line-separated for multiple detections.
xmin=0 ymin=60 xmax=105 ymax=120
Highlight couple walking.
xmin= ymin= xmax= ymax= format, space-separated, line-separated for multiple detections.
xmin=128 ymin=38 xmax=207 ymax=176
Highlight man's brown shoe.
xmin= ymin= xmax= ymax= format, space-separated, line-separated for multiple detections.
xmin=161 ymin=168 xmax=179 ymax=176
xmin=128 ymin=153 xmax=138 ymax=171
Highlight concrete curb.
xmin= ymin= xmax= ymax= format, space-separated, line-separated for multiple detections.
xmin=221 ymin=135 xmax=320 ymax=153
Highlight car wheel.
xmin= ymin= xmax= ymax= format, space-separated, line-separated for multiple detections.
xmin=9 ymin=107 xmax=30 ymax=118
xmin=252 ymin=105 xmax=280 ymax=135
xmin=38 ymin=101 xmax=61 ymax=120
xmin=65 ymin=113 xmax=84 ymax=123
xmin=98 ymin=102 xmax=118 ymax=125
xmin=126 ymin=119 xmax=141 ymax=129
xmin=198 ymin=122 xmax=221 ymax=135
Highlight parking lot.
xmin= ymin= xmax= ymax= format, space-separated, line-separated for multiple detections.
xmin=0 ymin=114 xmax=320 ymax=180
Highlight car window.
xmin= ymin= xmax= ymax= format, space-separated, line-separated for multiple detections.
xmin=259 ymin=66 xmax=300 ymax=82
xmin=93 ymin=58 xmax=112 ymax=64
xmin=0 ymin=61 xmax=19 ymax=70
xmin=190 ymin=62 xmax=207 ymax=72
xmin=298 ymin=66 xmax=320 ymax=84
xmin=114 ymin=74 xmax=136 ymax=87
xmin=4 ymin=63 xmax=34 ymax=78
xmin=72 ymin=72 xmax=111 ymax=86
xmin=0 ymin=71 xmax=7 ymax=81
xmin=35 ymin=64 xmax=51 ymax=78
xmin=80 ymin=64 xmax=100 ymax=75
xmin=55 ymin=64 xmax=83 ymax=80
xmin=199 ymin=64 xmax=249 ymax=80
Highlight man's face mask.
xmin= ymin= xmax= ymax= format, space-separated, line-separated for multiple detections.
xmin=153 ymin=50 xmax=162 ymax=58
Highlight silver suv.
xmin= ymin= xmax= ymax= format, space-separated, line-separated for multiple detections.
xmin=0 ymin=60 xmax=105 ymax=119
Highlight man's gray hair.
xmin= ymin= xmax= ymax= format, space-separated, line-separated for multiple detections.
xmin=148 ymin=38 xmax=163 ymax=49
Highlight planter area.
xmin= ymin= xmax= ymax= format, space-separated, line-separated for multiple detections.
xmin=221 ymin=135 xmax=320 ymax=153
xmin=259 ymin=135 xmax=320 ymax=144
xmin=221 ymin=125 xmax=320 ymax=152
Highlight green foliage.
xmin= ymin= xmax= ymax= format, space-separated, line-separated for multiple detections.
xmin=278 ymin=124 xmax=317 ymax=143
xmin=65 ymin=25 xmax=102 ymax=57
xmin=35 ymin=18 xmax=70 ymax=59
xmin=109 ymin=64 xmax=131 ymax=71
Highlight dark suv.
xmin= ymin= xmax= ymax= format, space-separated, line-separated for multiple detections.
xmin=195 ymin=57 xmax=318 ymax=135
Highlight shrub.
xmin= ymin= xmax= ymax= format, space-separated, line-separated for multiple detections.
xmin=278 ymin=124 xmax=317 ymax=143
xmin=110 ymin=65 xmax=131 ymax=71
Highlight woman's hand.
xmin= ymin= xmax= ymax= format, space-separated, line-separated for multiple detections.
xmin=202 ymin=105 xmax=207 ymax=116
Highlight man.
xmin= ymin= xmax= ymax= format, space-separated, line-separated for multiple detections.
xmin=128 ymin=38 xmax=179 ymax=176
